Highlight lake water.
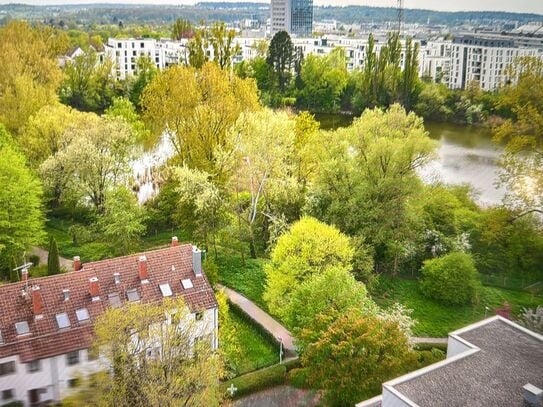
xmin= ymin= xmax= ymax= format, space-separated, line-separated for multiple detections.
xmin=133 ymin=116 xmax=506 ymax=206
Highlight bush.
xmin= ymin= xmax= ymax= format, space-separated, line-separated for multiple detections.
xmin=287 ymin=367 xmax=310 ymax=389
xmin=221 ymin=363 xmax=287 ymax=399
xmin=29 ymin=254 xmax=40 ymax=267
xmin=420 ymin=252 xmax=479 ymax=305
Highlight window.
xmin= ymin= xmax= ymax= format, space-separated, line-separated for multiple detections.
xmin=76 ymin=308 xmax=90 ymax=322
xmin=15 ymin=321 xmax=30 ymax=335
xmin=181 ymin=279 xmax=193 ymax=289
xmin=27 ymin=360 xmax=41 ymax=373
xmin=108 ymin=293 xmax=122 ymax=308
xmin=56 ymin=313 xmax=71 ymax=329
xmin=195 ymin=312 xmax=203 ymax=321
xmin=159 ymin=283 xmax=172 ymax=297
xmin=1 ymin=389 xmax=13 ymax=401
xmin=126 ymin=288 xmax=140 ymax=302
xmin=66 ymin=351 xmax=79 ymax=366
xmin=0 ymin=329 xmax=3 ymax=344
xmin=0 ymin=361 xmax=15 ymax=376
xmin=67 ymin=378 xmax=80 ymax=388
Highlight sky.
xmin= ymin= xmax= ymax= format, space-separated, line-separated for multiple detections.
xmin=1 ymin=0 xmax=542 ymax=14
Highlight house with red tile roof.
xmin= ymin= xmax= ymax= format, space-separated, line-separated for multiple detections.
xmin=0 ymin=238 xmax=217 ymax=406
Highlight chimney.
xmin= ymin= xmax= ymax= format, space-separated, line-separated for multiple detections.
xmin=62 ymin=289 xmax=70 ymax=301
xmin=21 ymin=268 xmax=28 ymax=285
xmin=73 ymin=256 xmax=81 ymax=271
xmin=171 ymin=236 xmax=179 ymax=247
xmin=138 ymin=256 xmax=149 ymax=283
xmin=523 ymin=384 xmax=543 ymax=407
xmin=113 ymin=272 xmax=121 ymax=285
xmin=89 ymin=277 xmax=100 ymax=300
xmin=192 ymin=246 xmax=202 ymax=277
xmin=32 ymin=285 xmax=44 ymax=318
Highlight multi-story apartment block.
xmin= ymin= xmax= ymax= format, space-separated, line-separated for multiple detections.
xmin=0 ymin=239 xmax=217 ymax=406
xmin=270 ymin=0 xmax=313 ymax=36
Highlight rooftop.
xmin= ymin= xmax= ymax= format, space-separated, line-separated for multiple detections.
xmin=393 ymin=317 xmax=543 ymax=406
xmin=0 ymin=243 xmax=216 ymax=363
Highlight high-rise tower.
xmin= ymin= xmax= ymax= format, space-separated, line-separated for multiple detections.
xmin=271 ymin=0 xmax=313 ymax=37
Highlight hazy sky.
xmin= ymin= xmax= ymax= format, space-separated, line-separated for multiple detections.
xmin=1 ymin=0 xmax=542 ymax=14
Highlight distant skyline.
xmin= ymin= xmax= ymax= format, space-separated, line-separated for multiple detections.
xmin=2 ymin=0 xmax=543 ymax=15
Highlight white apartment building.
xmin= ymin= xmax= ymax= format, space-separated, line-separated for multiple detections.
xmin=0 ymin=240 xmax=218 ymax=406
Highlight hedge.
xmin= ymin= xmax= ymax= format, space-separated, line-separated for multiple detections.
xmin=221 ymin=363 xmax=287 ymax=399
xmin=228 ymin=300 xmax=281 ymax=348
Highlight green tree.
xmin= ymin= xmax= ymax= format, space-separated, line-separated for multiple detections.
xmin=414 ymin=82 xmax=453 ymax=121
xmin=47 ymin=236 xmax=61 ymax=275
xmin=93 ymin=297 xmax=224 ymax=406
xmin=98 ymin=186 xmax=147 ymax=255
xmin=302 ymin=308 xmax=413 ymax=406
xmin=105 ymin=97 xmax=150 ymax=143
xmin=263 ymin=217 xmax=354 ymax=319
xmin=267 ymin=31 xmax=294 ymax=92
xmin=141 ymin=63 xmax=259 ymax=177
xmin=128 ymin=56 xmax=157 ymax=110
xmin=209 ymin=22 xmax=240 ymax=70
xmin=420 ymin=252 xmax=480 ymax=305
xmin=298 ymin=47 xmax=349 ymax=112
xmin=0 ymin=21 xmax=64 ymax=133
xmin=172 ymin=18 xmax=193 ymax=40
xmin=40 ymin=115 xmax=136 ymax=212
xmin=285 ymin=267 xmax=376 ymax=352
xmin=400 ymin=36 xmax=421 ymax=110
xmin=187 ymin=29 xmax=209 ymax=69
xmin=0 ymin=125 xmax=45 ymax=277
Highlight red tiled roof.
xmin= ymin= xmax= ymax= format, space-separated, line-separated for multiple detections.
xmin=0 ymin=244 xmax=216 ymax=363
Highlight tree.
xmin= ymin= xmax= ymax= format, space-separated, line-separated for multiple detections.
xmin=285 ymin=267 xmax=376 ymax=352
xmin=420 ymin=252 xmax=480 ymax=305
xmin=141 ymin=63 xmax=259 ymax=177
xmin=494 ymin=57 xmax=543 ymax=216
xmin=263 ymin=217 xmax=354 ymax=318
xmin=47 ymin=237 xmax=61 ymax=275
xmin=308 ymin=104 xmax=435 ymax=273
xmin=0 ymin=125 xmax=45 ymax=277
xmin=209 ymin=22 xmax=240 ymax=70
xmin=216 ymin=289 xmax=242 ymax=375
xmin=226 ymin=109 xmax=300 ymax=257
xmin=105 ymin=97 xmax=150 ymax=144
xmin=400 ymin=37 xmax=421 ymax=110
xmin=267 ymin=31 xmax=294 ymax=92
xmin=93 ymin=297 xmax=223 ymax=406
xmin=302 ymin=308 xmax=413 ymax=406
xmin=0 ymin=21 xmax=65 ymax=133
xmin=19 ymin=103 xmax=92 ymax=167
xmin=172 ymin=18 xmax=193 ymax=40
xmin=128 ymin=56 xmax=157 ymax=110
xmin=299 ymin=47 xmax=349 ymax=112
xmin=98 ymin=186 xmax=147 ymax=255
xmin=40 ymin=115 xmax=136 ymax=212
xmin=187 ymin=29 xmax=210 ymax=69
xmin=173 ymin=165 xmax=226 ymax=255
xmin=414 ymin=82 xmax=453 ymax=121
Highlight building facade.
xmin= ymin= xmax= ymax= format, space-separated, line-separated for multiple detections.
xmin=270 ymin=0 xmax=313 ymax=36
xmin=357 ymin=316 xmax=543 ymax=407
xmin=0 ymin=240 xmax=218 ymax=406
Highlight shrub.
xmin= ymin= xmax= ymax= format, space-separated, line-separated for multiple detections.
xmin=221 ymin=363 xmax=286 ymax=399
xmin=287 ymin=367 xmax=310 ymax=389
xmin=420 ymin=252 xmax=479 ymax=305
xmin=29 ymin=254 xmax=40 ymax=267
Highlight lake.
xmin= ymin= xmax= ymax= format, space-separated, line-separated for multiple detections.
xmin=134 ymin=116 xmax=506 ymax=206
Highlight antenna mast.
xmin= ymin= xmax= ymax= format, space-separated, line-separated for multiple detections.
xmin=397 ymin=0 xmax=404 ymax=35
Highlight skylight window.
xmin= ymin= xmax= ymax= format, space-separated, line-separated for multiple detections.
xmin=159 ymin=283 xmax=172 ymax=297
xmin=76 ymin=308 xmax=90 ymax=322
xmin=55 ymin=313 xmax=71 ymax=329
xmin=108 ymin=293 xmax=122 ymax=308
xmin=15 ymin=321 xmax=30 ymax=336
xmin=126 ymin=288 xmax=140 ymax=302
xmin=0 ymin=330 xmax=4 ymax=344
xmin=181 ymin=279 xmax=193 ymax=289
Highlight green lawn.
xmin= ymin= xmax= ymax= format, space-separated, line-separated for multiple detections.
xmin=372 ymin=276 xmax=543 ymax=337
xmin=229 ymin=306 xmax=279 ymax=374
xmin=216 ymin=252 xmax=268 ymax=311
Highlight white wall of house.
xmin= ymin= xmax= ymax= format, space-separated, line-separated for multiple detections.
xmin=0 ymin=308 xmax=217 ymax=406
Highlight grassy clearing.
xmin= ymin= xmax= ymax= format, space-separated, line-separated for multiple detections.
xmin=216 ymin=251 xmax=268 ymax=311
xmin=229 ymin=306 xmax=279 ymax=374
xmin=372 ymin=276 xmax=542 ymax=337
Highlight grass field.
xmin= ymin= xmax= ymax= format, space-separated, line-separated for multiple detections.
xmin=372 ymin=276 xmax=542 ymax=337
xmin=229 ymin=306 xmax=279 ymax=374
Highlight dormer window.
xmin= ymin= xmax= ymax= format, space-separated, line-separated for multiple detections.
xmin=181 ymin=279 xmax=193 ymax=290
xmin=159 ymin=283 xmax=172 ymax=297
xmin=15 ymin=321 xmax=30 ymax=336
xmin=113 ymin=273 xmax=121 ymax=285
xmin=56 ymin=313 xmax=71 ymax=329
xmin=108 ymin=293 xmax=122 ymax=308
xmin=126 ymin=288 xmax=140 ymax=302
